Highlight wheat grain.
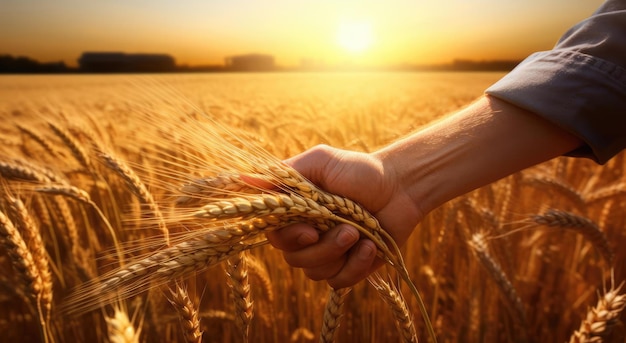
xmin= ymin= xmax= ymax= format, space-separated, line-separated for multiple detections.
xmin=291 ymin=327 xmax=316 ymax=342
xmin=105 ymin=304 xmax=142 ymax=343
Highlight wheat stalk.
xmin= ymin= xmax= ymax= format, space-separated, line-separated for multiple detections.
xmin=585 ymin=182 xmax=626 ymax=205
xmin=522 ymin=174 xmax=585 ymax=210
xmin=245 ymin=253 xmax=274 ymax=303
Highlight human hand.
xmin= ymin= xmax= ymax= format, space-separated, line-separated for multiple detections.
xmin=266 ymin=145 xmax=423 ymax=289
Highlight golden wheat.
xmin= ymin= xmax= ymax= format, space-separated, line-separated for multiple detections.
xmin=226 ymin=252 xmax=253 ymax=343
xmin=168 ymin=284 xmax=203 ymax=343
xmin=530 ymin=209 xmax=614 ymax=264
xmin=569 ymin=283 xmax=626 ymax=343
xmin=319 ymin=287 xmax=350 ymax=343
xmin=468 ymin=232 xmax=527 ymax=338
xmin=368 ymin=273 xmax=418 ymax=343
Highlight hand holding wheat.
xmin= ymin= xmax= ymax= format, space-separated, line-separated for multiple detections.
xmin=267 ymin=144 xmax=423 ymax=289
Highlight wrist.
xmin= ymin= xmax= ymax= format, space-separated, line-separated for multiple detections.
xmin=374 ymin=95 xmax=583 ymax=218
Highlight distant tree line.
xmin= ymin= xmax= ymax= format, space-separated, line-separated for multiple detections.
xmin=0 ymin=55 xmax=71 ymax=73
xmin=0 ymin=53 xmax=522 ymax=74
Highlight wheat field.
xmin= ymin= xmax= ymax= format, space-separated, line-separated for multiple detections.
xmin=0 ymin=72 xmax=625 ymax=343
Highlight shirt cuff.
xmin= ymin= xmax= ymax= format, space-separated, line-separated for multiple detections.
xmin=485 ymin=49 xmax=626 ymax=164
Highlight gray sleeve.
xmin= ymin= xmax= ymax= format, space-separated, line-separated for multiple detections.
xmin=485 ymin=0 xmax=626 ymax=164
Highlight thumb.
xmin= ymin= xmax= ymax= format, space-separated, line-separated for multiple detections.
xmin=284 ymin=145 xmax=338 ymax=187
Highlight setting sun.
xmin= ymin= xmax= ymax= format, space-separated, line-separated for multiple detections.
xmin=336 ymin=20 xmax=374 ymax=55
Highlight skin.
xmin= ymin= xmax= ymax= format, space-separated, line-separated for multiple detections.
xmin=266 ymin=95 xmax=583 ymax=289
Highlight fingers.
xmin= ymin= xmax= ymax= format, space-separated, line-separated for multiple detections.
xmin=239 ymin=174 xmax=276 ymax=190
xmin=326 ymin=239 xmax=377 ymax=289
xmin=281 ymin=224 xmax=359 ymax=269
xmin=266 ymin=223 xmax=319 ymax=252
xmin=268 ymin=223 xmax=378 ymax=288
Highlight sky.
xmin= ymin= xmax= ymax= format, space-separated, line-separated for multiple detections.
xmin=0 ymin=0 xmax=605 ymax=68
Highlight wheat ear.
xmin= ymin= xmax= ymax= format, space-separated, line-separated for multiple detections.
xmin=36 ymin=184 xmax=124 ymax=265
xmin=368 ymin=273 xmax=418 ymax=343
xmin=0 ymin=159 xmax=67 ymax=184
xmin=61 ymin=237 xmax=265 ymax=315
xmin=531 ymin=209 xmax=613 ymax=264
xmin=469 ymin=233 xmax=527 ymax=333
xmin=176 ymin=173 xmax=257 ymax=206
xmin=319 ymin=287 xmax=350 ymax=343
xmin=569 ymin=283 xmax=626 ymax=343
xmin=226 ymin=252 xmax=253 ymax=343
xmin=168 ymin=284 xmax=203 ymax=343
xmin=48 ymin=121 xmax=92 ymax=170
xmin=17 ymin=124 xmax=60 ymax=157
xmin=6 ymin=196 xmax=53 ymax=321
xmin=98 ymin=151 xmax=170 ymax=246
xmin=0 ymin=209 xmax=49 ymax=343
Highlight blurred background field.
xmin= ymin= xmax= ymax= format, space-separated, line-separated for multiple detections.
xmin=0 ymin=71 xmax=624 ymax=342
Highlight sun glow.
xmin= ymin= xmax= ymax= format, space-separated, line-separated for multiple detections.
xmin=336 ymin=20 xmax=374 ymax=55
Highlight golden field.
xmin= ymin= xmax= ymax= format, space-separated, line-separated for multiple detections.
xmin=0 ymin=72 xmax=624 ymax=343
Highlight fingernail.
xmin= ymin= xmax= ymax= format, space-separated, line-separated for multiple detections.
xmin=358 ymin=244 xmax=374 ymax=260
xmin=336 ymin=228 xmax=358 ymax=248
xmin=297 ymin=233 xmax=317 ymax=246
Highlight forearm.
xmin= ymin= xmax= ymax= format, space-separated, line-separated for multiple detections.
xmin=373 ymin=95 xmax=583 ymax=217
